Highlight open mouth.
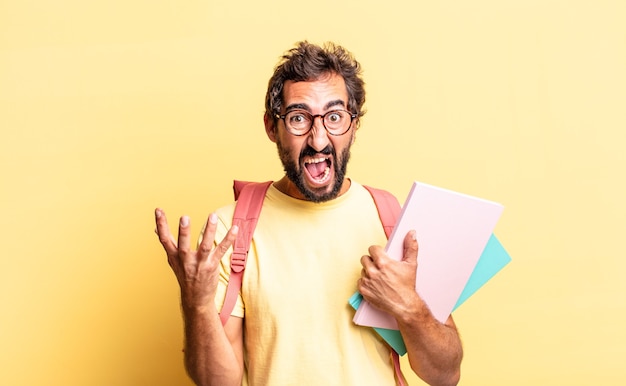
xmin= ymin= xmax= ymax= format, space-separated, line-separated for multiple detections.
xmin=304 ymin=156 xmax=331 ymax=184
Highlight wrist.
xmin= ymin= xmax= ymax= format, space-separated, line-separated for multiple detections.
xmin=395 ymin=292 xmax=432 ymax=326
xmin=180 ymin=295 xmax=216 ymax=316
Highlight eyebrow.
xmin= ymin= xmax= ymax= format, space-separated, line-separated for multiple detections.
xmin=285 ymin=99 xmax=346 ymax=113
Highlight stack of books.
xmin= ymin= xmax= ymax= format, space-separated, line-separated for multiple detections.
xmin=349 ymin=181 xmax=511 ymax=355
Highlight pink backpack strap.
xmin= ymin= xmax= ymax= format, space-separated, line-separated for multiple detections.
xmin=363 ymin=185 xmax=406 ymax=386
xmin=219 ymin=180 xmax=273 ymax=325
xmin=363 ymin=185 xmax=401 ymax=238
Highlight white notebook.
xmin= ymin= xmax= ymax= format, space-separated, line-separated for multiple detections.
xmin=353 ymin=181 xmax=504 ymax=329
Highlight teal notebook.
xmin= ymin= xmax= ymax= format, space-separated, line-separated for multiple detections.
xmin=349 ymin=234 xmax=511 ymax=355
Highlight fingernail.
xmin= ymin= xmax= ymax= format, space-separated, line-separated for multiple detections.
xmin=411 ymin=230 xmax=417 ymax=241
xmin=180 ymin=216 xmax=189 ymax=227
xmin=209 ymin=213 xmax=218 ymax=224
xmin=155 ymin=208 xmax=162 ymax=218
xmin=231 ymin=225 xmax=239 ymax=235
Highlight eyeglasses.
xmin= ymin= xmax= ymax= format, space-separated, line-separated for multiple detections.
xmin=275 ymin=109 xmax=357 ymax=136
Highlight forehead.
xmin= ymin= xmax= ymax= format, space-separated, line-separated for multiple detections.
xmin=282 ymin=73 xmax=348 ymax=110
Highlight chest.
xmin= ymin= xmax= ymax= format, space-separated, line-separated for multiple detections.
xmin=242 ymin=203 xmax=386 ymax=315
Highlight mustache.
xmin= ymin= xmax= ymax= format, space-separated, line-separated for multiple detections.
xmin=300 ymin=145 xmax=334 ymax=159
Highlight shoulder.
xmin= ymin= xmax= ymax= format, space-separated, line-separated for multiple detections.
xmin=214 ymin=202 xmax=236 ymax=232
xmin=351 ymin=181 xmax=399 ymax=203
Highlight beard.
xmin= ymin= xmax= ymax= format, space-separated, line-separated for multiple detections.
xmin=276 ymin=138 xmax=352 ymax=203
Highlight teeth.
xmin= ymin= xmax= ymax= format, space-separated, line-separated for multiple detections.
xmin=305 ymin=157 xmax=328 ymax=164
xmin=321 ymin=166 xmax=330 ymax=180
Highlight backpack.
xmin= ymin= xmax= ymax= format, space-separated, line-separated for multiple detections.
xmin=220 ymin=180 xmax=406 ymax=385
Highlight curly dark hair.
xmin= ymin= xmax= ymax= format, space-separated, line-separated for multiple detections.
xmin=264 ymin=41 xmax=366 ymax=124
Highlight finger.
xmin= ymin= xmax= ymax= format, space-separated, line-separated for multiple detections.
xmin=367 ymin=245 xmax=385 ymax=266
xmin=213 ymin=224 xmax=239 ymax=258
xmin=198 ymin=213 xmax=218 ymax=262
xmin=155 ymin=208 xmax=178 ymax=254
xmin=402 ymin=230 xmax=418 ymax=263
xmin=357 ymin=277 xmax=365 ymax=293
xmin=177 ymin=215 xmax=192 ymax=253
xmin=360 ymin=254 xmax=374 ymax=269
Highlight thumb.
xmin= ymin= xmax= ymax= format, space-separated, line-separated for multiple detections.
xmin=402 ymin=230 xmax=418 ymax=264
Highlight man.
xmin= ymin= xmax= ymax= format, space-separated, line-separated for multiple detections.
xmin=155 ymin=41 xmax=462 ymax=386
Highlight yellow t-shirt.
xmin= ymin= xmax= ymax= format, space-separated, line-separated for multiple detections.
xmin=214 ymin=181 xmax=397 ymax=385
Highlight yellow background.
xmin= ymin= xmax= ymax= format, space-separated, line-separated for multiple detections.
xmin=1 ymin=1 xmax=625 ymax=385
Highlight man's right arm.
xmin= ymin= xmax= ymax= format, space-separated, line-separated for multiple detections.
xmin=155 ymin=209 xmax=244 ymax=386
xmin=182 ymin=307 xmax=243 ymax=386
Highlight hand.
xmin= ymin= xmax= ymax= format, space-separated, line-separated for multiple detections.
xmin=358 ymin=230 xmax=420 ymax=317
xmin=154 ymin=208 xmax=239 ymax=310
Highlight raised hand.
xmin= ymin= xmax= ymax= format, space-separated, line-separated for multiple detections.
xmin=154 ymin=208 xmax=239 ymax=310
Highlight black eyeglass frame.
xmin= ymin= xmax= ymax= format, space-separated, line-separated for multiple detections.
xmin=274 ymin=109 xmax=358 ymax=136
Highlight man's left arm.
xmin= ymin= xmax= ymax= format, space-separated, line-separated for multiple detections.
xmin=358 ymin=231 xmax=463 ymax=386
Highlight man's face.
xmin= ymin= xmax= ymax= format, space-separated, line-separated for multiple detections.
xmin=266 ymin=73 xmax=356 ymax=203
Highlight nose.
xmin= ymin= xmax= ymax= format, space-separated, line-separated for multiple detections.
xmin=307 ymin=116 xmax=330 ymax=151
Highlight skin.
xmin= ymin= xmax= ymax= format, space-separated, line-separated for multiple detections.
xmin=154 ymin=211 xmax=244 ymax=385
xmin=264 ymin=73 xmax=356 ymax=202
xmin=155 ymin=72 xmax=463 ymax=386
xmin=359 ymin=231 xmax=463 ymax=386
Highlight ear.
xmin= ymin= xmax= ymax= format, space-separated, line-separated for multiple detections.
xmin=264 ymin=113 xmax=277 ymax=143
